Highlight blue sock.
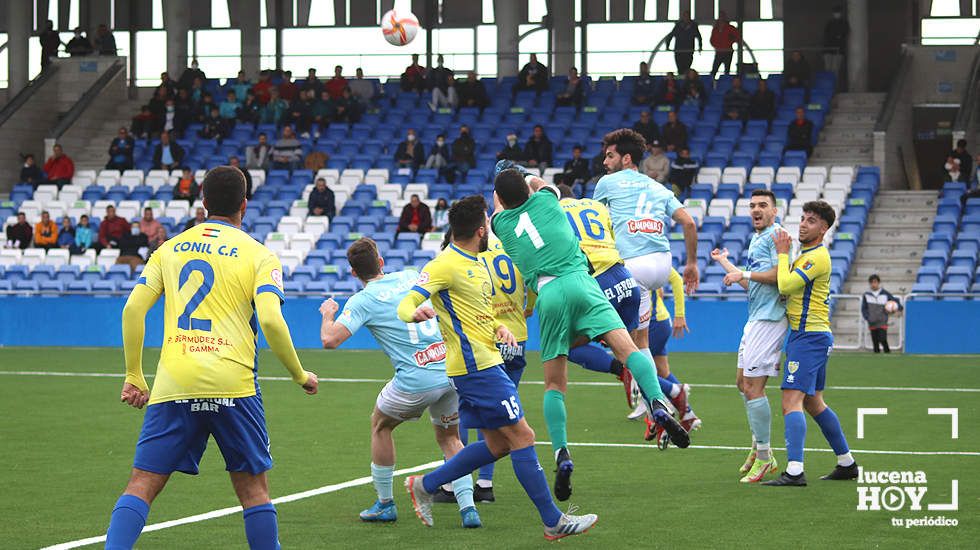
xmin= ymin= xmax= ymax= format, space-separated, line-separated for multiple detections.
xmin=510 ymin=446 xmax=563 ymax=528
xmin=422 ymin=440 xmax=496 ymax=494
xmin=475 ymin=430 xmax=495 ymax=481
xmin=105 ymin=494 xmax=149 ymax=550
xmin=459 ymin=428 xmax=469 ymax=445
xmin=243 ymin=503 xmax=280 ymax=550
xmin=813 ymin=407 xmax=850 ymax=455
xmin=658 ymin=376 xmax=674 ymax=397
xmin=568 ymin=344 xmax=613 ymax=373
xmin=666 ymin=373 xmax=680 ymax=385
xmin=452 ymin=474 xmax=475 ymax=511
xmin=784 ymin=410 xmax=807 ymax=463
xmin=745 ymin=397 xmax=771 ymax=446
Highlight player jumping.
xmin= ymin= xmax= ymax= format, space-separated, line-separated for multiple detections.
xmin=318 ymin=237 xmax=481 ymax=527
xmin=710 ymin=189 xmax=787 ymax=482
xmin=105 ymin=166 xmax=318 ymax=549
xmin=762 ymin=200 xmax=859 ymax=486
xmin=398 ymin=196 xmax=598 ymax=540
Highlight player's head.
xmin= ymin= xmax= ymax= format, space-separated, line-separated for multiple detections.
xmin=868 ymin=274 xmax=880 ymax=290
xmin=799 ymin=200 xmax=835 ymax=246
xmin=347 ymin=237 xmax=383 ymax=283
xmin=449 ymin=195 xmax=489 ymax=252
xmin=202 ymin=166 xmax=247 ymax=222
xmin=557 ymin=183 xmax=574 ymax=199
xmin=602 ymin=128 xmax=646 ymax=172
xmin=494 ymin=168 xmax=531 ymax=209
xmin=749 ymin=189 xmax=778 ymax=231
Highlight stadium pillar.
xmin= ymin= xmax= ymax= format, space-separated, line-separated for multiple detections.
xmin=496 ymin=0 xmax=520 ymax=78
xmin=240 ymin=0 xmax=262 ymax=77
xmin=164 ymin=0 xmax=191 ymax=78
xmin=6 ymin=0 xmax=31 ymax=95
xmin=846 ymin=0 xmax=868 ymax=92
xmin=552 ymin=4 xmax=575 ymax=75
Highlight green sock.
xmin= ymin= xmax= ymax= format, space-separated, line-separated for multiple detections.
xmin=626 ymin=350 xmax=667 ymax=402
xmin=543 ymin=389 xmax=568 ymax=453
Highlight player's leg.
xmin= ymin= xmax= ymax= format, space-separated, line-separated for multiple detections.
xmin=805 ymin=363 xmax=858 ymax=481
xmin=469 ymin=362 xmax=526 ymax=502
xmin=428 ymin=388 xmax=481 ymax=527
xmin=623 ymin=254 xmax=672 ymax=375
xmin=229 ymin=471 xmax=279 ymax=550
xmin=649 ymin=317 xmax=695 ymax=423
xmin=363 ymin=406 xmax=402 ymax=521
xmin=106 ymin=469 xmax=170 ymax=550
xmin=542 ymin=355 xmax=576 ymax=501
xmin=735 ymin=369 xmax=759 ymax=472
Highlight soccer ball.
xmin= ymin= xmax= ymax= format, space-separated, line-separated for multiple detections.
xmin=885 ymin=300 xmax=899 ymax=313
xmin=381 ymin=9 xmax=419 ymax=46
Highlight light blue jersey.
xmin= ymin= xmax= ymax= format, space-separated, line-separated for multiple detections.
xmin=592 ymin=168 xmax=683 ymax=259
xmin=337 ymin=269 xmax=451 ymax=393
xmin=746 ymin=223 xmax=787 ymax=321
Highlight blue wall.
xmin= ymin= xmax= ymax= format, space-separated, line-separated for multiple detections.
xmin=0 ymin=296 xmax=976 ymax=354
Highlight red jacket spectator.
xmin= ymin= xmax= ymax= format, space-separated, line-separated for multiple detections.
xmin=710 ymin=22 xmax=740 ymax=50
xmin=43 ymin=146 xmax=75 ymax=182
xmin=326 ymin=75 xmax=348 ymax=99
xmin=252 ymin=77 xmax=274 ymax=105
xmin=397 ymin=196 xmax=432 ymax=235
xmin=98 ymin=208 xmax=131 ymax=248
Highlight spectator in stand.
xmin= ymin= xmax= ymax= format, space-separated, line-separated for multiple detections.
xmin=301 ymin=68 xmax=323 ymax=96
xmin=632 ymin=62 xmax=657 ymax=105
xmin=588 ymin=143 xmax=608 ymax=184
xmin=178 ymin=59 xmax=206 ymax=90
xmin=246 ymin=133 xmax=271 ymax=170
xmin=430 ymin=74 xmax=459 ymax=111
xmin=66 ymin=27 xmax=93 ymax=56
xmin=43 ymin=144 xmax=75 ymax=189
xmin=106 ymin=127 xmax=135 ymax=170
xmin=140 ymin=207 xmax=167 ymax=251
xmin=271 ymin=125 xmax=304 ymax=170
xmin=219 ymin=91 xmax=240 ymax=128
xmin=633 ymin=111 xmax=661 ymax=146
xmin=401 ymin=54 xmax=427 ymax=93
xmin=94 ymin=24 xmax=117 ymax=55
xmin=786 ymin=106 xmax=815 ymax=157
xmin=428 ymin=55 xmax=455 ymax=108
xmin=457 ymin=71 xmax=489 ymax=112
xmin=173 ymin=88 xmax=195 ymax=136
xmin=148 ymin=86 xmax=169 ymax=131
xmin=661 ymin=110 xmax=689 ymax=152
xmin=556 ymin=145 xmax=591 ymax=197
xmin=194 ymin=92 xmax=216 ymax=124
xmin=349 ymin=68 xmax=378 ymax=107
xmin=655 ymin=72 xmax=682 ymax=109
xmin=524 ymin=125 xmax=554 ymax=169
xmin=252 ymin=70 xmax=274 ymax=104
xmin=33 ymin=211 xmax=58 ymax=250
xmin=57 ymin=216 xmax=75 ymax=250
xmin=261 ymin=87 xmax=288 ymax=126
xmin=669 ymin=146 xmax=700 ymax=196
xmin=228 ymin=71 xmax=250 ymax=104
xmin=199 ymin=106 xmax=228 ymax=141
xmin=425 ymin=134 xmax=450 ymax=170
xmin=159 ymin=72 xmax=177 ymax=98
xmin=642 ymin=140 xmax=670 ymax=182
xmin=709 ymin=11 xmax=741 ymax=78
xmin=784 ymin=50 xmax=811 ymax=89
xmin=311 ymin=90 xmax=334 ymax=135
xmin=397 ymin=194 xmax=432 ymax=235
xmin=749 ymin=79 xmax=776 ymax=121
xmin=238 ymin=91 xmax=261 ymax=126
xmin=823 ymin=6 xmax=849 ymax=82
xmin=861 ymin=274 xmax=902 ymax=354
xmin=228 ymin=156 xmax=253 ymax=199
xmin=20 ymin=154 xmax=46 ymax=187
xmin=160 ymin=97 xmax=182 ymax=136
xmin=274 ymin=70 xmax=295 ymax=102
xmin=395 ymin=129 xmax=425 ymax=170
xmin=943 ymin=156 xmax=963 ymax=183
xmin=447 ymin=125 xmax=477 ymax=183
xmin=172 ymin=167 xmax=199 ymax=206
xmin=722 ymin=76 xmax=752 ymax=121
xmin=497 ymin=133 xmax=525 ymax=162
xmin=131 ymin=105 xmax=153 ymax=139
xmin=682 ymin=69 xmax=707 ymax=109
xmin=665 ymin=10 xmax=702 ymax=75
xmin=39 ymin=20 xmax=62 ymax=69
xmin=285 ymin=89 xmax=315 ymax=136
xmin=6 ymin=212 xmax=32 ymax=249
xmin=117 ymin=222 xmax=149 ymax=270
xmin=950 ymin=139 xmax=972 ymax=179
xmin=307 ymin=178 xmax=336 ymax=220
xmin=73 ymin=215 xmax=94 ymax=254
xmin=188 ymin=76 xmax=206 ymax=103
xmin=184 ymin=207 xmax=207 ymax=231
xmin=513 ymin=53 xmax=549 ymax=97
xmin=97 ymin=205 xmax=129 ymax=251
xmin=326 ymin=65 xmax=348 ymax=99
xmin=555 ymin=67 xmax=585 ymax=109
xmin=432 ymin=198 xmax=450 ymax=231
xmin=335 ymin=87 xmax=362 ymax=124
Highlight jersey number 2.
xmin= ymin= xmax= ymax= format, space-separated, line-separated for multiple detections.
xmin=177 ymin=259 xmax=215 ymax=331
xmin=515 ymin=211 xmax=544 ymax=249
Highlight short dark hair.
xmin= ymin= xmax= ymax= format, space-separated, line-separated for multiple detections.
xmin=448 ymin=195 xmax=487 ymax=240
xmin=868 ymin=274 xmax=880 ymax=283
xmin=602 ymin=128 xmax=646 ymax=165
xmin=750 ymin=188 xmax=777 ymax=205
xmin=202 ymin=166 xmax=246 ymax=217
xmin=494 ymin=169 xmax=530 ymax=209
xmin=557 ymin=184 xmax=574 ymax=199
xmin=802 ymin=200 xmax=836 ymax=227
xmin=957 ymin=139 xmax=967 ymax=148
xmin=347 ymin=237 xmax=381 ymax=281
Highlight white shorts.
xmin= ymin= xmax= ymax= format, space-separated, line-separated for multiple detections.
xmin=624 ymin=252 xmax=673 ymax=330
xmin=737 ymin=318 xmax=789 ymax=378
xmin=376 ymin=381 xmax=460 ymax=427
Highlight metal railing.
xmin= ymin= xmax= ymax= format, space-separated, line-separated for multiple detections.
xmin=0 ymin=64 xmax=59 ymax=128
xmin=873 ymin=47 xmax=912 ymax=133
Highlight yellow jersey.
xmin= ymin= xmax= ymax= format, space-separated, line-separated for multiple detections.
xmin=778 ymin=243 xmax=832 ymax=332
xmin=560 ymin=197 xmax=623 ymax=276
xmin=408 ymin=243 xmax=504 ymax=376
xmin=654 ymin=268 xmax=686 ymax=322
xmin=138 ymin=220 xmax=286 ymax=404
xmin=479 ymin=238 xmax=529 ymax=342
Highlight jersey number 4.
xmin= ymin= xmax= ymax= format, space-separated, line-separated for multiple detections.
xmin=177 ymin=259 xmax=214 ymax=331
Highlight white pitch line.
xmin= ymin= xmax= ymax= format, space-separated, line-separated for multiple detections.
xmin=40 ymin=460 xmax=443 ymax=550
xmin=553 ymin=442 xmax=980 ymax=456
xmin=2 ymin=370 xmax=980 ymax=393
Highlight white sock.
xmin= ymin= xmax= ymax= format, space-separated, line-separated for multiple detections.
xmin=837 ymin=452 xmax=855 ymax=467
xmin=476 ymin=479 xmax=493 ymax=489
xmin=440 ymin=482 xmax=453 ymax=492
xmin=669 ymin=384 xmax=681 ymax=398
xmin=756 ymin=443 xmax=771 ymax=461
xmin=786 ymin=461 xmax=804 ymax=476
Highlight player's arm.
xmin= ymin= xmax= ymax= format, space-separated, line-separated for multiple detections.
xmin=668 ymin=268 xmax=689 ymax=337
xmin=671 ymin=206 xmax=699 ymax=294
xmin=397 ymin=290 xmax=434 ymax=322
xmin=773 ymin=229 xmax=807 ymax=295
xmin=398 ymin=262 xmax=448 ymax=323
xmin=255 ymin=292 xmax=317 ymax=394
xmin=120 ymin=283 xmax=161 ymax=408
xmin=319 ymin=298 xmax=353 ymax=349
xmin=524 ymin=286 xmax=538 ymax=317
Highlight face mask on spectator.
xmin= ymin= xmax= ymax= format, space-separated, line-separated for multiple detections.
xmin=508 ymin=138 xmax=517 ymax=146
xmin=407 ymin=134 xmax=416 ymax=142
xmin=437 ymin=139 xmax=445 ymax=146
xmin=131 ymin=226 xmax=141 ymax=235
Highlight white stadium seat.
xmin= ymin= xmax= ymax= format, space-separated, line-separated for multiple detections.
xmin=303 ymin=216 xmax=330 ymax=237
xmin=45 ymin=248 xmax=69 ymax=267
xmin=277 ymin=216 xmax=303 ymax=234
xmin=264 ymin=232 xmax=289 ymax=252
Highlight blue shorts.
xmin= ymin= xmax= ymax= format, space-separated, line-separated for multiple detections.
xmin=133 ymin=395 xmax=272 ymax=476
xmin=497 ymin=341 xmax=526 ymax=385
xmin=648 ymin=318 xmax=672 ymax=357
xmin=781 ymin=330 xmax=834 ymax=395
xmin=594 ymin=263 xmax=641 ymax=332
xmin=452 ymin=365 xmax=524 ymax=430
